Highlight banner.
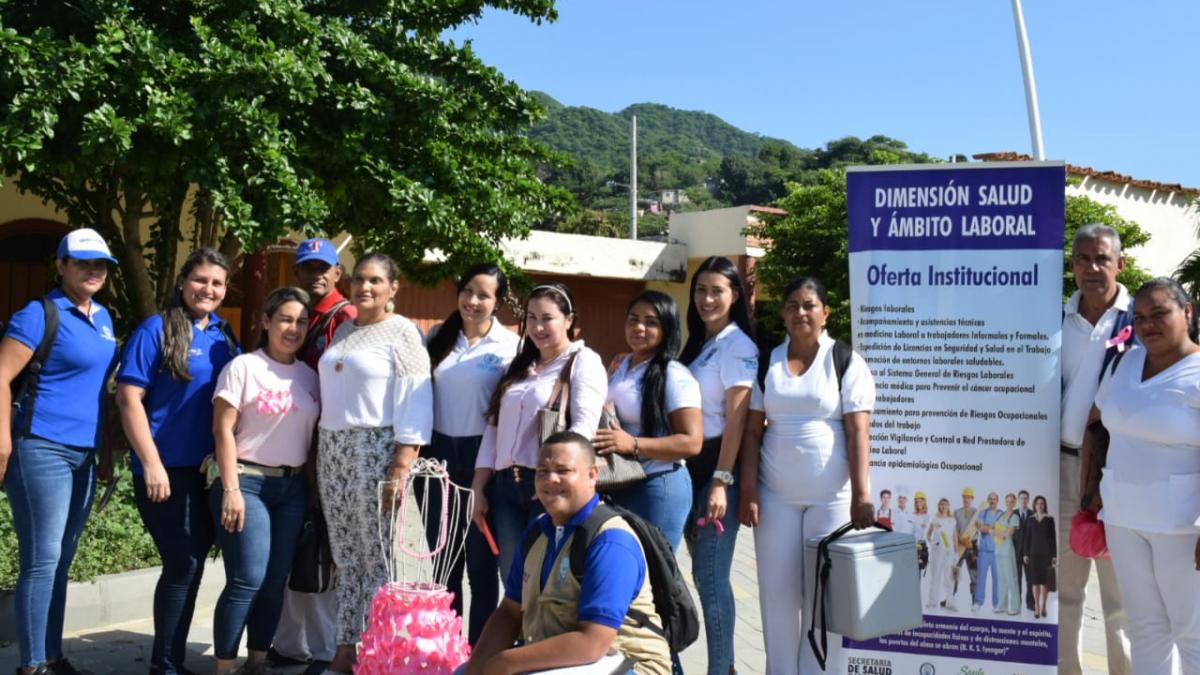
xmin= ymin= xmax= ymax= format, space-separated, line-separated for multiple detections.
xmin=843 ymin=162 xmax=1065 ymax=675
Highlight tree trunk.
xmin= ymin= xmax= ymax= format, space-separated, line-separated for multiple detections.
xmin=118 ymin=194 xmax=158 ymax=322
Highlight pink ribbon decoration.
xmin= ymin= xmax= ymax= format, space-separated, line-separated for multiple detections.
xmin=355 ymin=583 xmax=470 ymax=674
xmin=1105 ymin=325 xmax=1133 ymax=353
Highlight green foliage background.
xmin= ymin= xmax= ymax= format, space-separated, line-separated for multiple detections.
xmin=0 ymin=456 xmax=160 ymax=589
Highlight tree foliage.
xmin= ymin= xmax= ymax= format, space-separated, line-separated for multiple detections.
xmin=1171 ymin=197 xmax=1200 ymax=299
xmin=749 ymin=170 xmax=1153 ymax=345
xmin=0 ymin=0 xmax=571 ymax=325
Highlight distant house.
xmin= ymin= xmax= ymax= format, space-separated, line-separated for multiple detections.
xmin=652 ymin=189 xmax=690 ymax=209
xmin=975 ymin=152 xmax=1200 ymax=276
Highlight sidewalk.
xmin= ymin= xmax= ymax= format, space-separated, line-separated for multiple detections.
xmin=2 ymin=526 xmax=1111 ymax=673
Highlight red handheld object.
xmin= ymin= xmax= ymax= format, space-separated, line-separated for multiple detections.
xmin=479 ymin=519 xmax=501 ymax=556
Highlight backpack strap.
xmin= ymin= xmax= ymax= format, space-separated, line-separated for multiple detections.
xmin=12 ymin=297 xmax=60 ymax=436
xmin=302 ymin=299 xmax=350 ymax=356
xmin=832 ymin=340 xmax=852 ymax=393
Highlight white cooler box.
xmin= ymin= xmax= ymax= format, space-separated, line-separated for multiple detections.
xmin=804 ymin=523 xmax=924 ymax=642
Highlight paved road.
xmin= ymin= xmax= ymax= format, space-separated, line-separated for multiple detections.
xmin=2 ymin=525 xmax=1111 ymax=673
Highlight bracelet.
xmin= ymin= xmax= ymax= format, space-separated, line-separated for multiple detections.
xmin=223 ymin=485 xmax=240 ymax=493
xmin=632 ymin=437 xmax=640 ymax=458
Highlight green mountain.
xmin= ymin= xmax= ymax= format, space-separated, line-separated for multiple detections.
xmin=528 ymin=93 xmax=796 ymax=169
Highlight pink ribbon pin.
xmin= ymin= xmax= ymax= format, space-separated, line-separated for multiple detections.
xmin=1106 ymin=325 xmax=1133 ymax=352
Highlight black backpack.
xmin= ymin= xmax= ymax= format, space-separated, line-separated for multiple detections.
xmin=757 ymin=339 xmax=853 ymax=391
xmin=7 ymin=297 xmax=60 ymax=435
xmin=522 ymin=501 xmax=700 ymax=653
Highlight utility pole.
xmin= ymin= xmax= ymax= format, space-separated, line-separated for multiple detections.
xmin=630 ymin=114 xmax=638 ymax=240
xmin=1011 ymin=0 xmax=1046 ymax=160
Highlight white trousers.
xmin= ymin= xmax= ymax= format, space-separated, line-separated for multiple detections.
xmin=1106 ymin=524 xmax=1200 ymax=675
xmin=753 ymin=482 xmax=846 ymax=675
xmin=926 ymin=545 xmax=954 ymax=607
xmin=272 ymin=582 xmax=338 ymax=661
xmin=1058 ymin=452 xmax=1131 ymax=675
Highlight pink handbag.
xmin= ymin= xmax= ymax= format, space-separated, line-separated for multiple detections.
xmin=1070 ymin=510 xmax=1110 ymax=559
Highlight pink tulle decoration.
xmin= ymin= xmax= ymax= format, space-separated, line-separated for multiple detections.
xmin=354 ymin=582 xmax=471 ymax=675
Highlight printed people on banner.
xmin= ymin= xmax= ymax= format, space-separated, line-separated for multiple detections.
xmin=994 ymin=493 xmax=1023 ymax=616
xmin=423 ymin=263 xmax=518 ymax=644
xmin=1086 ymin=278 xmax=1200 ymax=675
xmin=1060 ymin=223 xmax=1134 ymax=675
xmin=679 ymin=256 xmax=757 ymax=675
xmin=315 ymin=253 xmax=433 ymax=674
xmin=209 ymin=287 xmax=320 ymax=675
xmin=739 ymin=275 xmax=876 ymax=675
xmin=0 ymin=229 xmax=120 ymax=675
xmin=1015 ymin=489 xmax=1035 ymax=612
xmin=270 ymin=238 xmax=356 ymax=670
xmin=1021 ymin=495 xmax=1056 ymax=619
xmin=927 ymin=498 xmax=957 ymax=609
xmin=117 ymin=248 xmax=240 ymax=675
xmin=951 ymin=487 xmax=979 ymax=612
xmin=877 ymin=489 xmax=893 ymax=528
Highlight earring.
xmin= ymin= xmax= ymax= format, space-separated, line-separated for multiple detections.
xmin=385 ymin=299 xmax=395 ymax=314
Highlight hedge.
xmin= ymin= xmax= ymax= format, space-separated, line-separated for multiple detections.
xmin=1 ymin=456 xmax=161 ymax=589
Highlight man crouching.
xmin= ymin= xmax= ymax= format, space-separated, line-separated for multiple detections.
xmin=462 ymin=431 xmax=671 ymax=675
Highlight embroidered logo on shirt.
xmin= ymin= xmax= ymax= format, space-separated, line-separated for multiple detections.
xmin=100 ymin=325 xmax=116 ymax=342
xmin=189 ymin=347 xmax=204 ymax=357
xmin=478 ymin=353 xmax=504 ymax=373
xmin=256 ymin=390 xmax=298 ymax=415
xmin=741 ymin=357 xmax=757 ymax=371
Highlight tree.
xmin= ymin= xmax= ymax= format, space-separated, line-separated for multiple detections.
xmin=749 ymin=170 xmax=1153 ymax=344
xmin=1171 ymin=197 xmax=1200 ymax=298
xmin=0 ymin=0 xmax=572 ymax=326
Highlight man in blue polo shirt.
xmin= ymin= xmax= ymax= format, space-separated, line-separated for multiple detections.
xmin=463 ymin=431 xmax=671 ymax=675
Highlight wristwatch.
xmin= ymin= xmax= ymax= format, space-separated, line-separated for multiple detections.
xmin=712 ymin=470 xmax=735 ymax=487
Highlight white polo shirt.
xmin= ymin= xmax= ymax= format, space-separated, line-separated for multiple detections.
xmin=430 ymin=320 xmax=520 ymax=438
xmin=1060 ymin=285 xmax=1131 ymax=448
xmin=687 ymin=323 xmax=758 ymax=439
xmin=607 ymin=356 xmax=701 ymax=474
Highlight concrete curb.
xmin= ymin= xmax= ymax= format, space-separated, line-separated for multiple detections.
xmin=0 ymin=559 xmax=226 ymax=642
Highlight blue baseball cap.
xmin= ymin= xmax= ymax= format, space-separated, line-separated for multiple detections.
xmin=296 ymin=238 xmax=339 ymax=266
xmin=57 ymin=228 xmax=118 ymax=264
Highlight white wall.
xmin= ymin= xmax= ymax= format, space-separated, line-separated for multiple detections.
xmin=1067 ymin=176 xmax=1199 ymax=276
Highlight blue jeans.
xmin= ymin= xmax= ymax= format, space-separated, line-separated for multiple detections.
xmin=6 ymin=435 xmax=96 ymax=668
xmin=209 ymin=473 xmax=308 ymax=659
xmin=605 ymin=464 xmax=692 ymax=552
xmin=487 ymin=467 xmax=544 ymax=587
xmin=416 ymin=432 xmax=499 ymax=644
xmin=135 ymin=467 xmax=215 ymax=674
xmin=685 ymin=479 xmax=741 ymax=675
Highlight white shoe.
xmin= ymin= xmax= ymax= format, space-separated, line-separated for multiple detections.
xmin=971 ymin=603 xmax=981 ymax=613
xmin=945 ymin=601 xmax=958 ymax=612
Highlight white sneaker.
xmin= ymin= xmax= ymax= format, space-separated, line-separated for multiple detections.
xmin=945 ymin=601 xmax=958 ymax=612
xmin=971 ymin=603 xmax=981 ymax=613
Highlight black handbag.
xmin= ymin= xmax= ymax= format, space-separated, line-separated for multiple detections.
xmin=289 ymin=508 xmax=334 ymax=593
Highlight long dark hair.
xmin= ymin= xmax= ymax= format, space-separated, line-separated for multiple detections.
xmin=257 ymin=287 xmax=312 ymax=352
xmin=627 ymin=290 xmax=682 ymax=437
xmin=427 ymin=263 xmax=509 ymax=369
xmin=485 ymin=282 xmax=577 ymax=424
xmin=161 ymin=248 xmax=231 ymax=381
xmin=680 ymin=256 xmax=754 ymax=365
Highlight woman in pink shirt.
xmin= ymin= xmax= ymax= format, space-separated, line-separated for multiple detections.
xmin=470 ymin=282 xmax=607 ymax=582
xmin=209 ymin=287 xmax=321 ymax=675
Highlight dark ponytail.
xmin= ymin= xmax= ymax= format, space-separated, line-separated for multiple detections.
xmin=427 ymin=263 xmax=508 ymax=369
xmin=629 ymin=291 xmax=682 ymax=437
xmin=161 ymin=248 xmax=231 ymax=381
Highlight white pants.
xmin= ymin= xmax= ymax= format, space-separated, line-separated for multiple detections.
xmin=1058 ymin=452 xmax=1131 ymax=675
xmin=753 ymin=482 xmax=846 ymax=675
xmin=926 ymin=545 xmax=954 ymax=607
xmin=1106 ymin=524 xmax=1200 ymax=675
xmin=272 ymin=582 xmax=338 ymax=662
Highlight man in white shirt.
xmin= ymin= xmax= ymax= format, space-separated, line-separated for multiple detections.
xmin=1059 ymin=223 xmax=1132 ymax=675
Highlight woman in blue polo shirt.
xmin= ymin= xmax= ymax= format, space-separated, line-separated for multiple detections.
xmin=116 ymin=248 xmax=239 ymax=675
xmin=0 ymin=228 xmax=120 ymax=675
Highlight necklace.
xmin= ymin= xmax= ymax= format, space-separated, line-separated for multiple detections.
xmin=334 ymin=317 xmax=388 ymax=372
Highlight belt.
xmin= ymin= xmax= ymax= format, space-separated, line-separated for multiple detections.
xmin=1060 ymin=444 xmax=1079 ymax=457
xmin=498 ymin=465 xmax=535 ymax=483
xmin=240 ymin=460 xmax=305 ymax=478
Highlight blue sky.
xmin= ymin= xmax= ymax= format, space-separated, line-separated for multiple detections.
xmin=453 ymin=1 xmax=1200 ymax=189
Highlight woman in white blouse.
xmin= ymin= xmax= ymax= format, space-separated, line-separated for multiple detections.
xmin=1084 ymin=277 xmax=1200 ymax=675
xmin=423 ymin=263 xmax=519 ymax=643
xmin=740 ymin=276 xmax=875 ymax=675
xmin=679 ymin=256 xmax=758 ymax=675
xmin=928 ymin=497 xmax=958 ymax=610
xmin=595 ymin=290 xmax=703 ymax=551
xmin=471 ymin=282 xmax=606 ymax=582
xmin=316 ymin=253 xmax=433 ymax=674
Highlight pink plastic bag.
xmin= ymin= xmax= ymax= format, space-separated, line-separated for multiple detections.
xmin=1070 ymin=510 xmax=1110 ymax=560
